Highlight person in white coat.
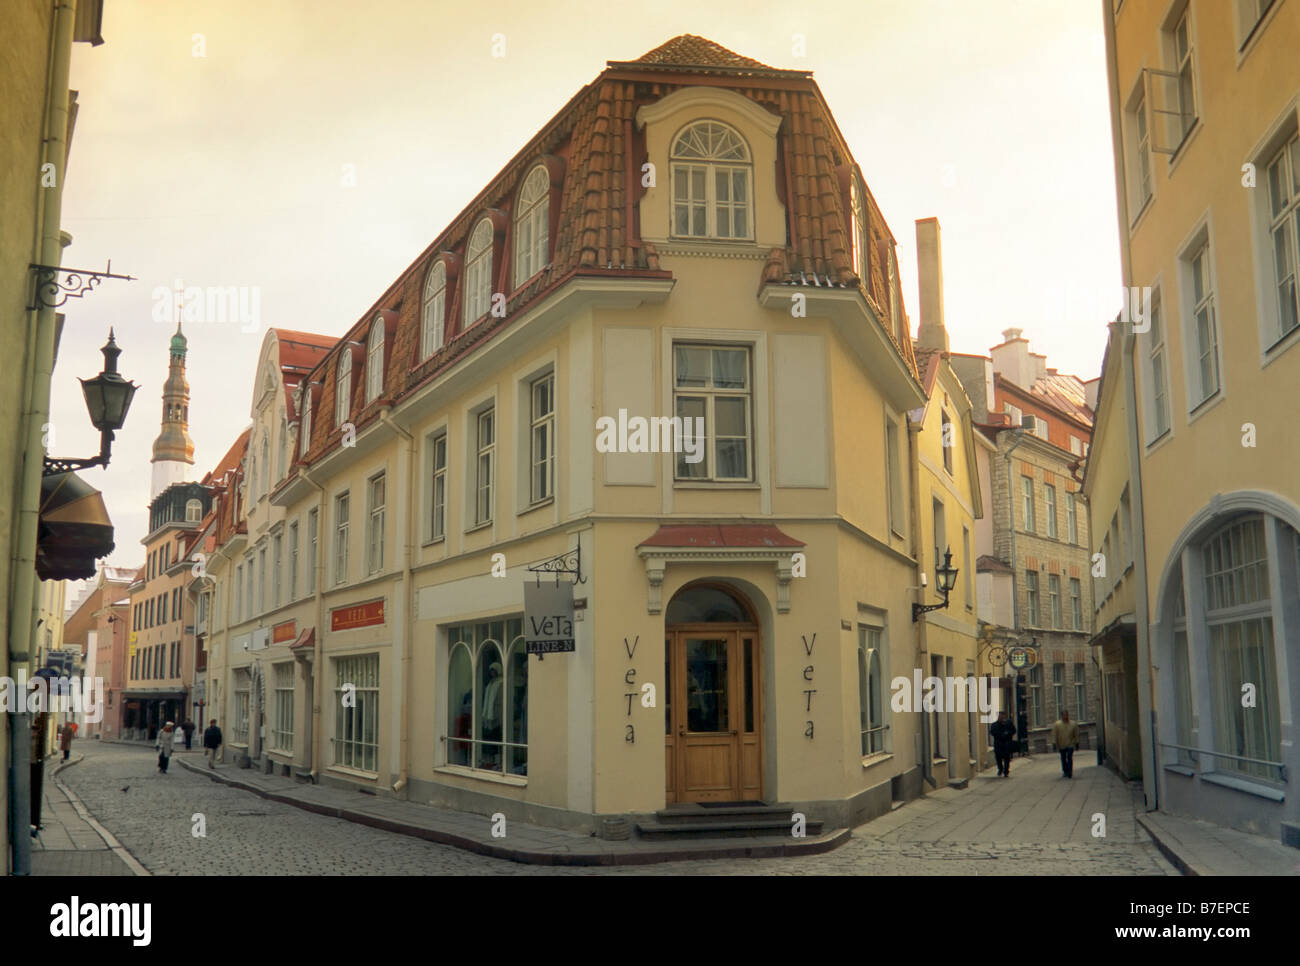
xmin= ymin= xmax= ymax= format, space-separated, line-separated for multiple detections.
xmin=156 ymin=721 xmax=176 ymax=774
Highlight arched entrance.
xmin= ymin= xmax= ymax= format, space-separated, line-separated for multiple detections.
xmin=665 ymin=583 xmax=763 ymax=803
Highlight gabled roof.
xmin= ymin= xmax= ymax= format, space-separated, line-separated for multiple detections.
xmin=913 ymin=346 xmax=944 ymax=396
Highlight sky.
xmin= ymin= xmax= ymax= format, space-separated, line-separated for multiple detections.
xmin=54 ymin=0 xmax=1123 ymax=581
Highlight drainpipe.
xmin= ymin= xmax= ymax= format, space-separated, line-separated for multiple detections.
xmin=1121 ymin=328 xmax=1158 ymax=811
xmin=906 ymin=413 xmax=934 ymax=789
xmin=301 ymin=467 xmax=326 ymax=784
xmin=7 ymin=0 xmax=77 ymax=877
xmin=1002 ymin=430 xmax=1028 ymax=752
xmin=378 ymin=408 xmax=414 ymax=797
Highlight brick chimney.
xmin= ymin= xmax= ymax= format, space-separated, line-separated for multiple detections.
xmin=915 ymin=218 xmax=949 ymax=352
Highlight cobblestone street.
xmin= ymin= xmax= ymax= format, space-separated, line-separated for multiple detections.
xmin=60 ymin=742 xmax=1176 ymax=875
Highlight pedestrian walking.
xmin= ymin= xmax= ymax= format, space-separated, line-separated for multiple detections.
xmin=156 ymin=721 xmax=176 ymax=773
xmin=58 ymin=722 xmax=75 ymax=761
xmin=1051 ymin=709 xmax=1080 ymax=778
xmin=202 ymin=718 xmax=223 ymax=769
xmin=989 ymin=710 xmax=1016 ymax=777
xmin=181 ymin=719 xmax=195 ymax=750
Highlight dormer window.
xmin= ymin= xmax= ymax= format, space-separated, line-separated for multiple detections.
xmin=186 ymin=499 xmax=202 ymax=523
xmin=300 ymin=386 xmax=313 ymax=456
xmin=514 ymin=166 xmax=550 ymax=287
xmin=670 ymin=121 xmax=752 ymax=240
xmin=421 ymin=261 xmax=446 ymax=359
xmin=463 ymin=218 xmax=493 ymax=327
xmin=366 ymin=316 xmax=384 ymax=404
xmin=335 ymin=351 xmax=351 ymax=427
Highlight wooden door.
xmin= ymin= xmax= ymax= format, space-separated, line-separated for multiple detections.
xmin=665 ymin=628 xmax=763 ymax=803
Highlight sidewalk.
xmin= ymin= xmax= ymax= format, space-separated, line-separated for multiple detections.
xmin=1137 ymin=811 xmax=1300 ymax=876
xmin=176 ymin=756 xmax=848 ymax=866
xmin=30 ymin=755 xmax=146 ymax=876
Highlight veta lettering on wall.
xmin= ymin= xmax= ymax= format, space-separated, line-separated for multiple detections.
xmin=623 ymin=636 xmax=640 ymax=744
xmin=802 ymin=633 xmax=816 ymax=739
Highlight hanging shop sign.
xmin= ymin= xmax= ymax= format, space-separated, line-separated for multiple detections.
xmin=331 ymin=600 xmax=385 ymax=632
xmin=272 ymin=620 xmax=297 ymax=644
xmin=1008 ymin=645 xmax=1039 ymax=670
xmin=524 ymin=581 xmax=575 ymax=655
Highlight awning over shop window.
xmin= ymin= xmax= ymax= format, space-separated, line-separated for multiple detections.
xmin=36 ymin=471 xmax=114 ymax=580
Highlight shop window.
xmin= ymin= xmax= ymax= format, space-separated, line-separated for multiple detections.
xmin=445 ymin=618 xmax=527 ymax=776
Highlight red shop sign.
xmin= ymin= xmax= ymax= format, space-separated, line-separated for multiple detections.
xmin=331 ymin=600 xmax=385 ymax=632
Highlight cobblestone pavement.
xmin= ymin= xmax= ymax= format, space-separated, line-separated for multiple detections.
xmin=62 ymin=742 xmax=1177 ymax=875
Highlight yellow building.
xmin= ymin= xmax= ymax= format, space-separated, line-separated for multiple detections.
xmin=199 ymin=36 xmax=1003 ymax=838
xmin=2 ymin=0 xmax=108 ymax=875
xmin=1101 ymin=0 xmax=1300 ymax=842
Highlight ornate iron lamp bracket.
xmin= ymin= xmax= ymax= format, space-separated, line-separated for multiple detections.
xmin=526 ymin=544 xmax=585 ymax=586
xmin=28 ymin=260 xmax=136 ymax=310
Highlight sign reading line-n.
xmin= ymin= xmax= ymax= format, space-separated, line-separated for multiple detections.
xmin=524 ymin=582 xmax=575 ymax=655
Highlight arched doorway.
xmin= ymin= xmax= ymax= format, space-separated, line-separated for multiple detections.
xmin=665 ymin=583 xmax=763 ymax=803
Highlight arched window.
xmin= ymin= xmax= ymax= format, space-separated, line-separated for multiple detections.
xmin=185 ymin=499 xmax=202 ymax=523
xmin=670 ymin=121 xmax=752 ymax=240
xmin=665 ymin=584 xmax=750 ymax=623
xmin=335 ymin=351 xmax=351 ymax=427
xmin=463 ymin=218 xmax=493 ymax=327
xmin=858 ymin=630 xmax=886 ymax=755
xmin=444 ymin=618 xmax=528 ymax=775
xmin=277 ymin=417 xmax=287 ymax=481
xmin=365 ymin=316 xmax=384 ymax=404
xmin=300 ymin=386 xmax=312 ymax=456
xmin=514 ymin=166 xmax=549 ymax=287
xmin=421 ymin=261 xmax=446 ymax=359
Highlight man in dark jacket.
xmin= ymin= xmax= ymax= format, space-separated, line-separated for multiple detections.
xmin=181 ymin=719 xmax=195 ymax=750
xmin=202 ymin=719 xmax=223 ymax=769
xmin=989 ymin=711 xmax=1017 ymax=777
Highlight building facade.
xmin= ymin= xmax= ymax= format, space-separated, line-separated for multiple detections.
xmin=1100 ymin=0 xmax=1300 ymax=842
xmin=62 ymin=565 xmax=136 ymax=741
xmin=952 ymin=331 xmax=1097 ymax=754
xmin=195 ymin=36 xmax=1024 ymax=837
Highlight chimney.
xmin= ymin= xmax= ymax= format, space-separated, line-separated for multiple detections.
xmin=915 ymin=218 xmax=948 ymax=352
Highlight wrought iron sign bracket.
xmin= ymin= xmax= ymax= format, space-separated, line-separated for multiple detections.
xmin=28 ymin=260 xmax=136 ymax=310
xmin=527 ymin=544 xmax=585 ymax=587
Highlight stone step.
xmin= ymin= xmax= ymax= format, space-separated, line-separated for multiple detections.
xmin=636 ymin=817 xmax=824 ymax=839
xmin=654 ymin=804 xmax=790 ymax=822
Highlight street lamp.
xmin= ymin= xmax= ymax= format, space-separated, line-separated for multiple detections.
xmin=44 ymin=329 xmax=138 ymax=475
xmin=913 ymin=547 xmax=960 ymax=621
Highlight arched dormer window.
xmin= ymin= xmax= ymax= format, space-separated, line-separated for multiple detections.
xmin=277 ymin=416 xmax=287 ymax=481
xmin=463 ymin=218 xmax=493 ymax=328
xmin=514 ymin=166 xmax=550 ymax=287
xmin=186 ymin=499 xmax=202 ymax=523
xmin=366 ymin=316 xmax=384 ymax=404
xmin=335 ymin=351 xmax=352 ymax=427
xmin=670 ymin=121 xmax=752 ymax=240
xmin=421 ymin=261 xmax=446 ymax=359
xmin=300 ymin=385 xmax=313 ymax=456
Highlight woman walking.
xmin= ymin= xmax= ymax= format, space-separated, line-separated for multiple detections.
xmin=156 ymin=721 xmax=176 ymax=774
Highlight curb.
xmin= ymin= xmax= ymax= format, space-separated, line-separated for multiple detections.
xmin=49 ymin=755 xmax=151 ymax=876
xmin=176 ymin=757 xmax=849 ymax=866
xmin=1136 ymin=814 xmax=1207 ymax=877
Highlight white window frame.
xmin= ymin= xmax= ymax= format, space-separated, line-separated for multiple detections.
xmin=288 ymin=521 xmax=299 ymax=602
xmin=529 ymin=372 xmax=555 ymax=504
xmin=1178 ymin=226 xmax=1222 ymax=411
xmin=185 ymin=498 xmax=201 ymax=522
xmin=1045 ymin=483 xmax=1058 ymax=539
xmin=1264 ymin=133 xmax=1300 ymax=346
xmin=334 ymin=492 xmax=350 ymax=585
xmin=367 ymin=472 xmax=385 ymax=575
xmin=857 ymin=623 xmax=889 ymax=756
xmin=1070 ymin=577 xmax=1083 ymax=630
xmin=333 ymin=653 xmax=379 ymax=773
xmin=429 ymin=430 xmax=447 ymax=542
xmin=365 ymin=316 xmax=384 ymax=405
xmin=514 ymin=166 xmax=550 ymax=287
xmin=1021 ymin=475 xmax=1036 ymax=533
xmin=669 ymin=121 xmax=753 ymax=241
xmin=885 ymin=411 xmax=906 ymax=538
xmin=273 ymin=662 xmax=294 ymax=753
xmin=1048 ymin=573 xmax=1062 ymax=629
xmin=272 ymin=532 xmax=282 ymax=609
xmin=463 ymin=218 xmax=493 ymax=328
xmin=421 ymin=261 xmax=446 ymax=359
xmin=335 ymin=351 xmax=352 ymax=427
xmin=672 ymin=342 xmax=753 ymax=482
xmin=474 ymin=406 xmax=495 ymax=526
xmin=1147 ymin=288 xmax=1172 ymax=441
xmin=306 ymin=508 xmax=318 ymax=595
xmin=1025 ymin=570 xmax=1039 ymax=626
xmin=1066 ymin=490 xmax=1079 ymax=544
xmin=299 ymin=386 xmax=312 ymax=456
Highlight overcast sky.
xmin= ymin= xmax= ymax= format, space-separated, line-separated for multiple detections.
xmin=55 ymin=0 xmax=1121 ymax=582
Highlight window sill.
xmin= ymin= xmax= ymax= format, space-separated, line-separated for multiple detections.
xmin=520 ymin=497 xmax=554 ymax=515
xmin=327 ymin=765 xmax=379 ymax=782
xmin=1128 ymin=192 xmax=1154 ymax=234
xmin=1200 ymin=770 xmax=1286 ymax=802
xmin=1236 ymin=1 xmax=1283 ymax=68
xmin=1167 ymin=118 xmax=1202 ymax=175
xmin=421 ymin=535 xmax=447 ymax=549
xmin=1261 ymin=322 xmax=1300 ymax=369
xmin=1144 ymin=427 xmax=1174 ymax=455
xmin=1163 ymin=763 xmax=1196 ymax=778
xmin=434 ymin=764 xmax=527 ymax=787
xmin=673 ymin=481 xmax=760 ymax=489
xmin=1186 ymin=389 xmax=1224 ymax=427
xmin=861 ymin=752 xmax=893 ymax=769
xmin=465 ymin=521 xmax=493 ymax=535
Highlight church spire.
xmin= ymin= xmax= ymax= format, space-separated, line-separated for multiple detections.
xmin=150 ymin=319 xmax=196 ymax=499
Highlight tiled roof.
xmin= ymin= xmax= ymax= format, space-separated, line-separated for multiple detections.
xmin=976 ymin=554 xmax=1014 ymax=574
xmin=1030 ymin=372 xmax=1093 ymax=426
xmin=613 ymin=35 xmax=793 ymax=76
xmin=638 ymin=524 xmax=804 ymax=549
xmin=913 ymin=345 xmax=944 ymax=396
xmin=270 ymin=328 xmax=334 ymax=420
xmin=285 ymin=35 xmax=919 ymax=472
xmin=211 ymin=429 xmax=251 ymax=548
